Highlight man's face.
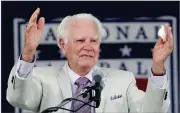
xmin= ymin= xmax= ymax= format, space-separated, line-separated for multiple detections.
xmin=63 ymin=19 xmax=100 ymax=69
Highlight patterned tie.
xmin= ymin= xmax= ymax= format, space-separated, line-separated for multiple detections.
xmin=71 ymin=77 xmax=91 ymax=113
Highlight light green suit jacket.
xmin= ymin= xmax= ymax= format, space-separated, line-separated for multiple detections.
xmin=6 ymin=63 xmax=170 ymax=113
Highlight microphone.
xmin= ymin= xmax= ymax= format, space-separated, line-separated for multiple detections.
xmin=91 ymin=69 xmax=104 ymax=107
xmin=92 ymin=69 xmax=105 ymax=91
xmin=75 ymin=69 xmax=105 ymax=107
xmin=75 ymin=69 xmax=104 ymax=98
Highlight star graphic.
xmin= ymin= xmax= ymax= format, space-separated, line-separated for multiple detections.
xmin=58 ymin=50 xmax=65 ymax=58
xmin=119 ymin=45 xmax=132 ymax=57
xmin=35 ymin=50 xmax=41 ymax=59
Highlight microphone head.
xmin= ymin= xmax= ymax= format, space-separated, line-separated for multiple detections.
xmin=94 ymin=74 xmax=102 ymax=82
xmin=92 ymin=69 xmax=105 ymax=89
xmin=92 ymin=69 xmax=104 ymax=79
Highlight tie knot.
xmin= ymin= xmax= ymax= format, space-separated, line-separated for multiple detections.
xmin=75 ymin=77 xmax=90 ymax=87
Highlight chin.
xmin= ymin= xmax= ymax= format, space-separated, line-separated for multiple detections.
xmin=78 ymin=60 xmax=94 ymax=68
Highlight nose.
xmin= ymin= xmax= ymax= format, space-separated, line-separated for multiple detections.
xmin=84 ymin=47 xmax=93 ymax=52
xmin=84 ymin=40 xmax=93 ymax=52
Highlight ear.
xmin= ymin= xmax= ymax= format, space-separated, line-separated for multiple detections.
xmin=58 ymin=39 xmax=67 ymax=57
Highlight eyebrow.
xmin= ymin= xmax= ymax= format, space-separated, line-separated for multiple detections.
xmin=92 ymin=35 xmax=98 ymax=39
xmin=75 ymin=35 xmax=98 ymax=40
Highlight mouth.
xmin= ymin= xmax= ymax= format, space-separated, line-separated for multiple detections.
xmin=80 ymin=55 xmax=93 ymax=58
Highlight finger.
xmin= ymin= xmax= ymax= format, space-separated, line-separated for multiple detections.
xmin=26 ymin=23 xmax=34 ymax=32
xmin=164 ymin=24 xmax=169 ymax=39
xmin=168 ymin=27 xmax=174 ymax=49
xmin=29 ymin=8 xmax=40 ymax=24
xmin=155 ymin=38 xmax=164 ymax=46
xmin=37 ymin=17 xmax=45 ymax=31
xmin=25 ymin=24 xmax=37 ymax=40
xmin=166 ymin=26 xmax=171 ymax=41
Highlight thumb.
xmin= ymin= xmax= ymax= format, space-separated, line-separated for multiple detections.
xmin=37 ymin=17 xmax=45 ymax=30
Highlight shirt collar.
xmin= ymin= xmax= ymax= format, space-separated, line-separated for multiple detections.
xmin=65 ymin=62 xmax=94 ymax=85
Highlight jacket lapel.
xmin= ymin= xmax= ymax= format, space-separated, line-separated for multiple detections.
xmin=57 ymin=67 xmax=72 ymax=113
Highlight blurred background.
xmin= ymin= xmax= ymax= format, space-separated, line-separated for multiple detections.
xmin=2 ymin=1 xmax=179 ymax=113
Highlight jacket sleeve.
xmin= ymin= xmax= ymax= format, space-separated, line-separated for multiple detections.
xmin=127 ymin=72 xmax=170 ymax=113
xmin=6 ymin=58 xmax=43 ymax=112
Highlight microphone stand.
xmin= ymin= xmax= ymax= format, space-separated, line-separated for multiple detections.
xmin=41 ymin=85 xmax=100 ymax=113
xmin=91 ymin=82 xmax=102 ymax=108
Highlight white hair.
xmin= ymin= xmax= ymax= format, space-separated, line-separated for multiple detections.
xmin=56 ymin=13 xmax=106 ymax=47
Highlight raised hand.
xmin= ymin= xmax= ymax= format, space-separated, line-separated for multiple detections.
xmin=22 ymin=8 xmax=45 ymax=62
xmin=152 ymin=24 xmax=174 ymax=75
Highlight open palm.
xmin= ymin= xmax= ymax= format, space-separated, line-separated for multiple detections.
xmin=24 ymin=8 xmax=45 ymax=52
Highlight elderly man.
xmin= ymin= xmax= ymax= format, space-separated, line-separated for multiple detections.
xmin=6 ymin=8 xmax=172 ymax=113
